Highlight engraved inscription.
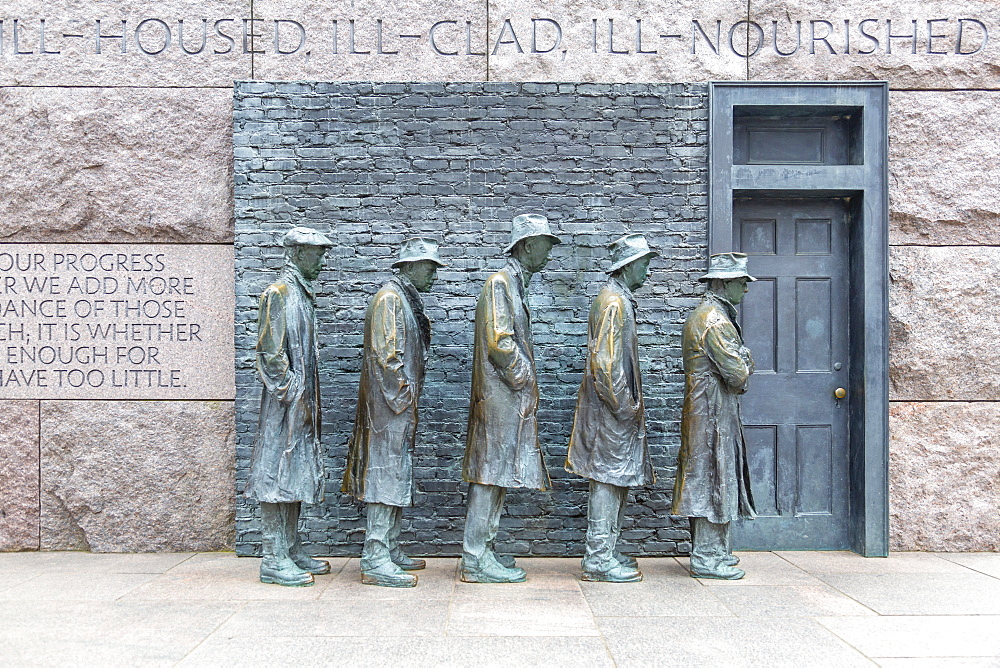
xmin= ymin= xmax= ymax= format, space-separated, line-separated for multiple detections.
xmin=0 ymin=16 xmax=990 ymax=60
xmin=0 ymin=244 xmax=233 ymax=400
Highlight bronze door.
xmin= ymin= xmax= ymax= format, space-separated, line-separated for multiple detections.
xmin=731 ymin=197 xmax=851 ymax=550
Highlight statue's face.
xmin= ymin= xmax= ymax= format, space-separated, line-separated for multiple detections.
xmin=621 ymin=256 xmax=652 ymax=291
xmin=293 ymin=246 xmax=327 ymax=280
xmin=404 ymin=260 xmax=438 ymax=293
xmin=522 ymin=237 xmax=555 ymax=273
xmin=724 ymin=278 xmax=749 ymax=305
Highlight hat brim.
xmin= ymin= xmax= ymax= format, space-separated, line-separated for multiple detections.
xmin=392 ymin=256 xmax=447 ymax=268
xmin=504 ymin=233 xmax=562 ymax=253
xmin=698 ymin=271 xmax=757 ymax=282
xmin=608 ymin=250 xmax=659 ymax=273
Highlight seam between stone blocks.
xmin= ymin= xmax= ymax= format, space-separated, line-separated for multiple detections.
xmin=37 ymin=400 xmax=41 ymax=551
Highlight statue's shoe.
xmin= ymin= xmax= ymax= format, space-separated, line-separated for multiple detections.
xmin=615 ymin=551 xmax=638 ymax=569
xmin=362 ymin=562 xmax=418 ymax=588
xmin=392 ymin=553 xmax=426 ymax=571
xmin=461 ymin=556 xmax=527 ymax=584
xmin=495 ymin=553 xmax=517 ymax=569
xmin=690 ymin=565 xmax=745 ymax=580
xmin=260 ymin=558 xmax=315 ymax=587
xmin=582 ymin=562 xmax=643 ymax=583
xmin=723 ymin=554 xmax=740 ymax=567
xmin=291 ymin=553 xmax=331 ymax=575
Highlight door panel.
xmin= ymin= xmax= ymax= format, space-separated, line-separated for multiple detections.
xmin=732 ymin=197 xmax=851 ymax=550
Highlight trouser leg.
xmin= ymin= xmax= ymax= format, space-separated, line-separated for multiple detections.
xmin=361 ymin=503 xmax=395 ymax=571
xmin=387 ymin=505 xmax=403 ymax=561
xmin=690 ymin=517 xmax=728 ymax=574
xmin=283 ymin=502 xmax=302 ymax=557
xmin=582 ymin=481 xmax=626 ymax=573
xmin=462 ymin=483 xmax=505 ymax=562
xmin=260 ymin=502 xmax=288 ymax=565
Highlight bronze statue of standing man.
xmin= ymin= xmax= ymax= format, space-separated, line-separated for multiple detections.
xmin=247 ymin=227 xmax=334 ymax=587
xmin=343 ymin=238 xmax=445 ymax=587
xmin=673 ymin=252 xmax=757 ymax=580
xmin=566 ymin=234 xmax=658 ymax=583
xmin=461 ymin=214 xmax=561 ymax=583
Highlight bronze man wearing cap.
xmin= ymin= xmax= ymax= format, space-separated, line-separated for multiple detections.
xmin=673 ymin=252 xmax=757 ymax=580
xmin=343 ymin=238 xmax=445 ymax=587
xmin=566 ymin=234 xmax=658 ymax=583
xmin=461 ymin=213 xmax=561 ymax=583
xmin=246 ymin=226 xmax=334 ymax=587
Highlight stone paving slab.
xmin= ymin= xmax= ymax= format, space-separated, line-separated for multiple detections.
xmin=0 ymin=551 xmax=997 ymax=666
xmin=818 ymin=616 xmax=1000 ymax=660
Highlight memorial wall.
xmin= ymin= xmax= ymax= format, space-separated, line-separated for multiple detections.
xmin=1 ymin=0 xmax=998 ymax=554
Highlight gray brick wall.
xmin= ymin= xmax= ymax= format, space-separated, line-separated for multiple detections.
xmin=234 ymin=82 xmax=709 ymax=558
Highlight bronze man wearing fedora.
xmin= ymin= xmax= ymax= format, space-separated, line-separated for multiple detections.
xmin=566 ymin=234 xmax=658 ymax=583
xmin=461 ymin=213 xmax=561 ymax=583
xmin=673 ymin=252 xmax=757 ymax=580
xmin=247 ymin=226 xmax=334 ymax=587
xmin=343 ymin=238 xmax=445 ymax=587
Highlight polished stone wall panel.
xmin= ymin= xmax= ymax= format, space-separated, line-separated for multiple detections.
xmin=889 ymin=91 xmax=1000 ymax=246
xmin=888 ymin=246 xmax=1000 ymax=401
xmin=747 ymin=0 xmax=1000 ymax=89
xmin=0 ymin=0 xmax=251 ymax=86
xmin=252 ymin=0 xmax=487 ymax=81
xmin=40 ymin=400 xmax=235 ymax=552
xmin=0 ymin=401 xmax=39 ymax=552
xmin=0 ymin=87 xmax=235 ymax=243
xmin=487 ymin=0 xmax=747 ymax=82
xmin=890 ymin=402 xmax=1000 ymax=551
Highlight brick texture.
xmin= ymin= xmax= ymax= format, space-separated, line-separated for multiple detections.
xmin=234 ymin=81 xmax=709 ymax=557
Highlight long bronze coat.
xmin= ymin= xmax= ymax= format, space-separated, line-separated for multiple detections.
xmin=343 ymin=277 xmax=429 ymax=507
xmin=566 ymin=278 xmax=655 ymax=487
xmin=672 ymin=293 xmax=756 ymax=524
xmin=463 ymin=259 xmax=550 ymax=490
xmin=246 ymin=266 xmax=324 ymax=504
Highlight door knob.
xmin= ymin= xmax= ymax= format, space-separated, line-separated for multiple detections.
xmin=834 ymin=388 xmax=847 ymax=399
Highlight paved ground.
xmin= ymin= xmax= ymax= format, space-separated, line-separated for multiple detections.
xmin=1 ymin=551 xmax=999 ymax=666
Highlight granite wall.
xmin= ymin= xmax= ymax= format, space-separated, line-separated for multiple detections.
xmin=1 ymin=0 xmax=997 ymax=553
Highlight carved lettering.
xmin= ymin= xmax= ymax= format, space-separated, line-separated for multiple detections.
xmin=0 ymin=245 xmax=227 ymax=399
xmin=0 ymin=15 xmax=991 ymax=60
xmin=178 ymin=19 xmax=208 ymax=55
xmin=430 ymin=20 xmax=458 ymax=55
xmin=492 ymin=18 xmax=523 ymax=54
xmin=274 ymin=19 xmax=305 ymax=55
xmin=135 ymin=18 xmax=171 ymax=55
xmin=531 ymin=18 xmax=561 ymax=54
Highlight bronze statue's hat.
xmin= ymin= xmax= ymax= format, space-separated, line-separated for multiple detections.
xmin=504 ymin=213 xmax=562 ymax=252
xmin=608 ymin=233 xmax=659 ymax=273
xmin=282 ymin=227 xmax=334 ymax=248
xmin=392 ymin=237 xmax=447 ymax=268
xmin=699 ymin=252 xmax=756 ymax=282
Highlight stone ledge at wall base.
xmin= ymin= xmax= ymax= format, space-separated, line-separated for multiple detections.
xmin=40 ymin=401 xmax=235 ymax=552
xmin=889 ymin=402 xmax=1000 ymax=552
xmin=0 ymin=87 xmax=235 ymax=244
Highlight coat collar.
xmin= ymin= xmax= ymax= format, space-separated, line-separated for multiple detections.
xmin=608 ymin=276 xmax=637 ymax=312
xmin=705 ymin=291 xmax=742 ymax=339
xmin=283 ymin=263 xmax=315 ymax=303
